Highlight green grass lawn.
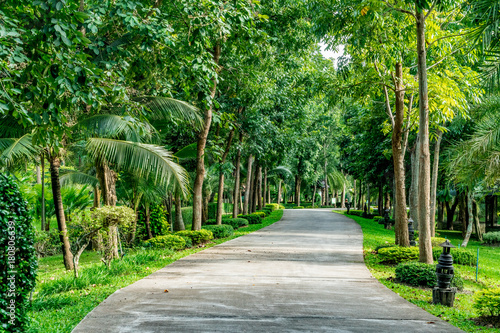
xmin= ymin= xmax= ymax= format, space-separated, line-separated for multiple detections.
xmin=335 ymin=211 xmax=500 ymax=333
xmin=27 ymin=209 xmax=284 ymax=333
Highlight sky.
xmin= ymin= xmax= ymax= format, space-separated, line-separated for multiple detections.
xmin=319 ymin=43 xmax=344 ymax=67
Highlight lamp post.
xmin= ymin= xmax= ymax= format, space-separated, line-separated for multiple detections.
xmin=408 ymin=218 xmax=416 ymax=246
xmin=383 ymin=208 xmax=391 ymax=229
xmin=432 ymin=240 xmax=457 ymax=306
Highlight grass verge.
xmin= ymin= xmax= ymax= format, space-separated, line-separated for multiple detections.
xmin=335 ymin=211 xmax=500 ymax=333
xmin=27 ymin=209 xmax=284 ymax=333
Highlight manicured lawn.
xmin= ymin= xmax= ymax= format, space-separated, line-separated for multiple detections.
xmin=27 ymin=210 xmax=284 ymax=333
xmin=335 ymin=211 xmax=500 ymax=333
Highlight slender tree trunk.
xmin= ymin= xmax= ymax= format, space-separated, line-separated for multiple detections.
xmin=324 ymin=160 xmax=328 ymax=206
xmin=277 ymin=179 xmax=282 ymax=205
xmin=201 ymin=188 xmax=210 ymax=226
xmin=366 ymin=184 xmax=371 ymax=214
xmin=358 ymin=182 xmax=363 ymax=210
xmin=251 ymin=162 xmax=258 ymax=213
xmin=144 ymin=203 xmax=152 ymax=239
xmin=295 ymin=174 xmax=301 ymax=206
xmin=437 ymin=201 xmax=444 ymax=230
xmin=473 ymin=199 xmax=483 ymax=241
xmin=430 ymin=130 xmax=443 ymax=237
xmin=48 ymin=155 xmax=74 ymax=270
xmin=41 ymin=155 xmax=47 ymax=231
xmin=263 ymin=168 xmax=267 ymax=207
xmin=409 ymin=139 xmax=419 ymax=229
xmin=174 ymin=191 xmax=185 ymax=231
xmin=416 ymin=8 xmax=432 ymax=263
xmin=341 ymin=182 xmax=346 ymax=208
xmin=216 ymin=129 xmax=235 ymax=225
xmin=378 ymin=183 xmax=383 ymax=214
xmin=462 ymin=192 xmax=474 ymax=247
xmin=243 ymin=155 xmax=253 ymax=215
xmin=446 ymin=197 xmax=458 ymax=230
xmin=313 ymin=183 xmax=317 ymax=207
xmin=165 ymin=194 xmax=173 ymax=229
xmin=93 ymin=186 xmax=101 ymax=208
xmin=232 ymin=134 xmax=242 ymax=218
xmin=192 ymin=44 xmax=221 ymax=231
xmin=36 ymin=165 xmax=41 ymax=184
xmin=353 ymin=179 xmax=356 ymax=208
xmin=257 ymin=166 xmax=263 ymax=210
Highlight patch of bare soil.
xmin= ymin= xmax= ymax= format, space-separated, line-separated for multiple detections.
xmin=473 ymin=315 xmax=500 ymax=329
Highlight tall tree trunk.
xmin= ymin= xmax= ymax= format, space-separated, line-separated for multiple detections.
xmin=461 ymin=192 xmax=474 ymax=247
xmin=430 ymin=130 xmax=443 ymax=237
xmin=165 ymin=194 xmax=173 ymax=229
xmin=144 ymin=203 xmax=152 ymax=240
xmin=324 ymin=160 xmax=328 ymax=206
xmin=48 ymin=155 xmax=74 ymax=270
xmin=41 ymin=154 xmax=47 ymax=231
xmin=473 ymin=199 xmax=483 ymax=242
xmin=341 ymin=182 xmax=346 ymax=208
xmin=445 ymin=197 xmax=458 ymax=230
xmin=358 ymin=181 xmax=363 ymax=210
xmin=251 ymin=162 xmax=258 ymax=213
xmin=295 ymin=174 xmax=301 ymax=206
xmin=277 ymin=179 xmax=282 ymax=205
xmin=392 ymin=62 xmax=409 ymax=246
xmin=192 ymin=44 xmax=221 ymax=231
xmin=313 ymin=183 xmax=317 ymax=207
xmin=263 ymin=168 xmax=267 ymax=207
xmin=437 ymin=201 xmax=444 ymax=230
xmin=174 ymin=191 xmax=185 ymax=231
xmin=216 ymin=129 xmax=235 ymax=225
xmin=416 ymin=7 xmax=432 ymax=263
xmin=409 ymin=138 xmax=419 ymax=229
xmin=93 ymin=186 xmax=101 ymax=208
xmin=232 ymin=133 xmax=242 ymax=218
xmin=378 ymin=183 xmax=383 ymax=214
xmin=353 ymin=179 xmax=356 ymax=209
xmin=243 ymin=155 xmax=253 ymax=215
xmin=257 ymin=166 xmax=263 ymax=210
xmin=36 ymin=165 xmax=41 ymax=184
xmin=366 ymin=184 xmax=371 ymax=214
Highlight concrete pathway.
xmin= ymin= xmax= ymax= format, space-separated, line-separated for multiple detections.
xmin=73 ymin=209 xmax=462 ymax=333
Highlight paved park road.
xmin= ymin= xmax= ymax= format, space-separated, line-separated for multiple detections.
xmin=73 ymin=209 xmax=463 ymax=333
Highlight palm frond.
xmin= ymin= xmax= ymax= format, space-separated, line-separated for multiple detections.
xmin=87 ymin=138 xmax=189 ymax=195
xmin=269 ymin=166 xmax=293 ymax=178
xmin=60 ymin=170 xmax=100 ymax=188
xmin=173 ymin=142 xmax=198 ymax=160
xmin=0 ymin=116 xmax=27 ymax=138
xmin=0 ymin=134 xmax=39 ymax=167
xmin=75 ymin=114 xmax=154 ymax=143
xmin=134 ymin=97 xmax=203 ymax=130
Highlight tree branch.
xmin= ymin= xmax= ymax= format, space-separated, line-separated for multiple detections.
xmin=424 ymin=1 xmax=436 ymax=21
xmin=383 ymin=1 xmax=416 ymax=20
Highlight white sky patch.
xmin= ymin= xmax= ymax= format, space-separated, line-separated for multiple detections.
xmin=319 ymin=43 xmax=344 ymax=67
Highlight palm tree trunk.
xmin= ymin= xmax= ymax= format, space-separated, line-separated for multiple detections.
xmin=174 ymin=190 xmax=185 ymax=231
xmin=243 ymin=155 xmax=253 ymax=215
xmin=233 ymin=134 xmax=242 ymax=218
xmin=48 ymin=155 xmax=74 ymax=270
xmin=192 ymin=44 xmax=221 ymax=231
xmin=430 ymin=130 xmax=443 ymax=237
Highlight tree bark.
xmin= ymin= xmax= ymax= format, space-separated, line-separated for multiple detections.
xmin=216 ymin=129 xmax=234 ymax=225
xmin=36 ymin=164 xmax=41 ymax=184
xmin=392 ymin=62 xmax=409 ymax=247
xmin=416 ymin=10 xmax=432 ymax=262
xmin=144 ymin=203 xmax=152 ymax=239
xmin=192 ymin=44 xmax=221 ymax=230
xmin=353 ymin=179 xmax=356 ymax=209
xmin=461 ymin=192 xmax=474 ymax=247
xmin=48 ymin=155 xmax=74 ymax=270
xmin=251 ymin=162 xmax=258 ymax=213
xmin=174 ymin=191 xmax=185 ymax=231
xmin=232 ymin=133 xmax=242 ymax=218
xmin=409 ymin=139 xmax=419 ymax=229
xmin=41 ymin=154 xmax=47 ymax=231
xmin=430 ymin=130 xmax=443 ymax=237
xmin=243 ymin=155 xmax=253 ymax=215
xmin=473 ymin=199 xmax=483 ymax=241
xmin=277 ymin=179 xmax=282 ymax=205
xmin=257 ymin=166 xmax=263 ymax=210
xmin=263 ymin=168 xmax=267 ymax=207
xmin=295 ymin=174 xmax=301 ymax=206
xmin=445 ymin=197 xmax=458 ymax=230
xmin=341 ymin=182 xmax=346 ymax=209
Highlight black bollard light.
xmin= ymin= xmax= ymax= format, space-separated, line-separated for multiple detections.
xmin=432 ymin=240 xmax=457 ymax=306
xmin=408 ymin=218 xmax=416 ymax=246
xmin=383 ymin=208 xmax=391 ymax=229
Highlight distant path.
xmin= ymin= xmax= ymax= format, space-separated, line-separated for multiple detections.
xmin=73 ymin=209 xmax=462 ymax=333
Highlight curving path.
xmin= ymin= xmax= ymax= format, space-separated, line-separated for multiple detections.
xmin=73 ymin=209 xmax=462 ymax=333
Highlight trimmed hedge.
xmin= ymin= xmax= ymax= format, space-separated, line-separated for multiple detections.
xmin=431 ymin=237 xmax=447 ymax=247
xmin=143 ymin=234 xmax=186 ymax=250
xmin=251 ymin=212 xmax=266 ymax=219
xmin=483 ymin=231 xmax=500 ymax=244
xmin=378 ymin=246 xmax=419 ymax=264
xmin=474 ymin=288 xmax=500 ymax=316
xmin=396 ymin=262 xmax=464 ymax=290
xmin=206 ymin=218 xmax=249 ymax=229
xmin=347 ymin=210 xmax=364 ymax=216
xmin=265 ymin=203 xmax=280 ymax=211
xmin=1 ymin=174 xmax=37 ymax=331
xmin=202 ymin=224 xmax=234 ymax=239
xmin=174 ymin=230 xmax=213 ymax=245
xmin=293 ymin=206 xmax=304 ymax=209
xmin=237 ymin=214 xmax=260 ymax=225
xmin=432 ymin=248 xmax=476 ymax=266
xmin=374 ymin=243 xmax=396 ymax=252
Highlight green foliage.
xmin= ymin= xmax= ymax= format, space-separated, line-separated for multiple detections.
xmin=483 ymin=231 xmax=500 ymax=244
xmin=34 ymin=229 xmax=61 ymax=257
xmin=265 ymin=203 xmax=280 ymax=211
xmin=206 ymin=218 xmax=249 ymax=229
xmin=251 ymin=212 xmax=266 ymax=218
xmin=395 ymin=262 xmax=464 ymax=290
xmin=374 ymin=243 xmax=396 ymax=252
xmin=0 ymin=173 xmax=37 ymax=332
xmin=174 ymin=230 xmax=213 ymax=245
xmin=278 ymin=204 xmax=285 ymax=210
xmin=138 ymin=204 xmax=170 ymax=237
xmin=474 ymin=288 xmax=500 ymax=317
xmin=378 ymin=246 xmax=420 ymax=264
xmin=91 ymin=206 xmax=135 ymax=228
xmin=431 ymin=237 xmax=447 ymax=247
xmin=202 ymin=224 xmax=234 ymax=239
xmin=207 ymin=203 xmax=234 ymax=220
xmin=237 ymin=215 xmax=260 ymax=225
xmin=432 ymin=248 xmax=477 ymax=266
xmin=347 ymin=210 xmax=364 ymax=216
xmin=373 ymin=216 xmax=383 ymax=223
xmin=181 ymin=207 xmax=193 ymax=225
xmin=143 ymin=235 xmax=186 ymax=250
xmin=292 ymin=206 xmax=304 ymax=209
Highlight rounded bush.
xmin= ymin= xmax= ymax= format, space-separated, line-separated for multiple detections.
xmin=202 ymin=224 xmax=234 ymax=239
xmin=483 ymin=231 xmax=500 ymax=244
xmin=432 ymin=248 xmax=476 ymax=266
xmin=0 ymin=174 xmax=37 ymax=331
xmin=292 ymin=206 xmax=304 ymax=209
xmin=474 ymin=288 xmax=500 ymax=316
xmin=206 ymin=218 xmax=249 ymax=229
xmin=374 ymin=243 xmax=396 ymax=252
xmin=396 ymin=262 xmax=463 ymax=290
xmin=431 ymin=237 xmax=447 ymax=247
xmin=251 ymin=212 xmax=266 ymax=218
xmin=237 ymin=215 xmax=260 ymax=225
xmin=378 ymin=246 xmax=419 ymax=264
xmin=143 ymin=235 xmax=186 ymax=250
xmin=175 ymin=230 xmax=213 ymax=245
xmin=265 ymin=203 xmax=279 ymax=211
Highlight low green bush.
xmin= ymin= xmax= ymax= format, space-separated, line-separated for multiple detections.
xmin=395 ymin=262 xmax=464 ymax=290
xmin=483 ymin=231 xmax=500 ymax=244
xmin=474 ymin=288 xmax=500 ymax=316
xmin=432 ymin=248 xmax=476 ymax=266
xmin=202 ymin=224 xmax=234 ymax=239
xmin=431 ymin=237 xmax=447 ymax=247
xmin=174 ymin=230 xmax=213 ymax=245
xmin=206 ymin=218 xmax=249 ymax=229
xmin=373 ymin=216 xmax=383 ymax=223
xmin=278 ymin=204 xmax=285 ymax=209
xmin=34 ymin=229 xmax=61 ymax=257
xmin=378 ymin=246 xmax=419 ymax=264
xmin=374 ymin=243 xmax=396 ymax=252
xmin=237 ymin=215 xmax=260 ymax=225
xmin=265 ymin=203 xmax=279 ymax=211
xmin=293 ymin=206 xmax=304 ymax=209
xmin=143 ymin=234 xmax=186 ymax=250
xmin=251 ymin=212 xmax=266 ymax=218
xmin=348 ymin=210 xmax=364 ymax=216
xmin=262 ymin=208 xmax=272 ymax=215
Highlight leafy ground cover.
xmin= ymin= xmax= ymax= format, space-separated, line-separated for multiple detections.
xmin=336 ymin=211 xmax=500 ymax=333
xmin=27 ymin=210 xmax=284 ymax=333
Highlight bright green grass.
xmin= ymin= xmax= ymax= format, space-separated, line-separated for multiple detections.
xmin=27 ymin=210 xmax=284 ymax=333
xmin=335 ymin=211 xmax=500 ymax=333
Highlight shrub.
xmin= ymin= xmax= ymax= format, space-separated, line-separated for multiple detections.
xmin=143 ymin=235 xmax=186 ymax=250
xmin=181 ymin=207 xmax=193 ymax=225
xmin=378 ymin=246 xmax=419 ymax=264
xmin=207 ymin=202 xmax=234 ymax=219
xmin=138 ymin=204 xmax=170 ymax=237
xmin=373 ymin=216 xmax=383 ymax=223
xmin=293 ymin=206 xmax=304 ymax=209
xmin=251 ymin=212 xmax=266 ymax=218
xmin=262 ymin=208 xmax=272 ymax=215
xmin=474 ymin=288 xmax=500 ymax=316
xmin=34 ymin=228 xmax=61 ymax=257
xmin=431 ymin=237 xmax=447 ymax=247
xmin=278 ymin=204 xmax=285 ymax=209
xmin=348 ymin=210 xmax=364 ymax=216
xmin=432 ymin=248 xmax=476 ymax=266
xmin=396 ymin=262 xmax=464 ymax=290
xmin=265 ymin=203 xmax=280 ymax=211
xmin=237 ymin=215 xmax=260 ymax=225
xmin=483 ymin=231 xmax=500 ymax=244
xmin=174 ymin=230 xmax=213 ymax=245
xmin=206 ymin=218 xmax=249 ymax=229
xmin=374 ymin=243 xmax=396 ymax=252
xmin=0 ymin=174 xmax=37 ymax=331
xmin=202 ymin=224 xmax=234 ymax=239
